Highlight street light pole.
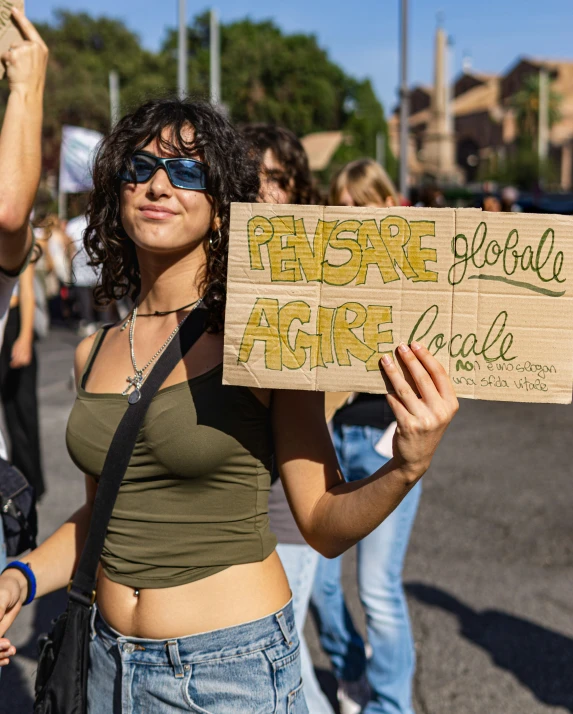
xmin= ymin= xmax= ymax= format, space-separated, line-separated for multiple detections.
xmin=399 ymin=0 xmax=410 ymax=200
xmin=109 ymin=70 xmax=120 ymax=128
xmin=376 ymin=131 xmax=386 ymax=168
xmin=210 ymin=9 xmax=221 ymax=106
xmin=538 ymin=67 xmax=549 ymax=167
xmin=178 ymin=0 xmax=188 ymax=99
xmin=58 ymin=189 xmax=67 ymax=221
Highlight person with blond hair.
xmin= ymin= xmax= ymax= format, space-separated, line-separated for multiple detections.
xmin=312 ymin=158 xmax=421 ymax=714
xmin=329 ymin=158 xmax=399 ymax=208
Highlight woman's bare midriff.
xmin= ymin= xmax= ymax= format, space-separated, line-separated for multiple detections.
xmin=96 ymin=550 xmax=291 ymax=639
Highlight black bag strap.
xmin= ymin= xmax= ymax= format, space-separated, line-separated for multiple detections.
xmin=69 ymin=306 xmax=207 ymax=605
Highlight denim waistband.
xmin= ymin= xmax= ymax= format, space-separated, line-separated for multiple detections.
xmin=90 ymin=598 xmax=296 ymax=669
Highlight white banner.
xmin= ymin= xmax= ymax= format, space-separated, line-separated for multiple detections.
xmin=59 ymin=125 xmax=104 ymax=194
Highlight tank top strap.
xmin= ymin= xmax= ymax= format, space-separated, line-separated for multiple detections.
xmin=79 ymin=324 xmax=113 ymax=390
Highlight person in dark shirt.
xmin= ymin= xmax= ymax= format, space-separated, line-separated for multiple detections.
xmin=0 ymin=262 xmax=45 ymax=500
xmin=312 ymin=159 xmax=422 ymax=714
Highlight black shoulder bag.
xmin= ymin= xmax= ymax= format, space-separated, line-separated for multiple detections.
xmin=0 ymin=457 xmax=37 ymax=556
xmin=33 ymin=307 xmax=207 ymax=714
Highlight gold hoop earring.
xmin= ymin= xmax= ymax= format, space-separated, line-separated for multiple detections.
xmin=209 ymin=228 xmax=222 ymax=249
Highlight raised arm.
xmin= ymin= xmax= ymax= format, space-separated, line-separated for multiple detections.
xmin=0 ymin=478 xmax=97 ymax=640
xmin=0 ymin=334 xmax=98 ymax=663
xmin=274 ymin=342 xmax=458 ymax=558
xmin=0 ymin=9 xmax=48 ymax=272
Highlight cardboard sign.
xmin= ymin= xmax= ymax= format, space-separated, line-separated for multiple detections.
xmin=0 ymin=0 xmax=24 ymax=80
xmin=223 ymin=204 xmax=573 ymax=404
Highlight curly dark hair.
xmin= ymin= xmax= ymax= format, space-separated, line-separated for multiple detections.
xmin=241 ymin=124 xmax=323 ymax=206
xmin=84 ymin=97 xmax=260 ymax=332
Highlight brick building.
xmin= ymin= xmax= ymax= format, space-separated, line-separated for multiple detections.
xmin=388 ymin=40 xmax=573 ymax=189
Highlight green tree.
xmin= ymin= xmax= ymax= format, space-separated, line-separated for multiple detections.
xmin=162 ymin=15 xmax=349 ymax=136
xmin=7 ymin=11 xmax=172 ymax=172
xmin=479 ymin=72 xmax=562 ymax=189
xmin=162 ymin=14 xmax=392 ymax=170
xmin=1 ymin=10 xmax=392 ymax=181
xmin=329 ymin=79 xmax=398 ymax=182
xmin=512 ymin=72 xmax=561 ymax=144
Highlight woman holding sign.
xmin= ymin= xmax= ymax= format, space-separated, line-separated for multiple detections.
xmin=0 ymin=98 xmax=458 ymax=713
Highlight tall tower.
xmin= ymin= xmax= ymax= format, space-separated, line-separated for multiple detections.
xmin=422 ymin=21 xmax=458 ymax=181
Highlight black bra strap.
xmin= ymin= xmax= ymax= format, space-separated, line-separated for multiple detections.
xmin=80 ymin=325 xmax=113 ymax=390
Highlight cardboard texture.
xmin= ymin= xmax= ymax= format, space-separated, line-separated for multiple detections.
xmin=0 ymin=0 xmax=24 ymax=80
xmin=223 ymin=204 xmax=573 ymax=404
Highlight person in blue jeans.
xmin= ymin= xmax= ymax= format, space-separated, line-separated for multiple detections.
xmin=312 ymin=160 xmax=422 ymax=714
xmin=277 ymin=543 xmax=335 ymax=714
xmin=242 ymin=123 xmax=334 ymax=714
xmin=313 ymin=421 xmax=421 ymax=714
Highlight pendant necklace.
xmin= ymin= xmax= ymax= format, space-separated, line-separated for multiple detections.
xmin=122 ymin=298 xmax=202 ymax=404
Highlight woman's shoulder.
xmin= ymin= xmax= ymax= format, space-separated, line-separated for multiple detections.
xmin=74 ymin=323 xmax=119 ymax=385
xmin=74 ymin=332 xmax=99 ymax=384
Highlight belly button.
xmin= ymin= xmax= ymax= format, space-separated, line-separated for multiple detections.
xmin=133 ymin=589 xmax=140 ymax=598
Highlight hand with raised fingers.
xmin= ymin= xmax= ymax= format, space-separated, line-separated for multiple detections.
xmin=379 ymin=341 xmax=459 ymax=482
xmin=0 ymin=573 xmax=27 ymax=664
xmin=1 ymin=8 xmax=48 ymax=93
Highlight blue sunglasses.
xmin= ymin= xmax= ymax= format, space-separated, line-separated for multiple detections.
xmin=119 ymin=150 xmax=208 ymax=191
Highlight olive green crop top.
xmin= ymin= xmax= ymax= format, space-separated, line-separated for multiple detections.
xmin=66 ymin=328 xmax=277 ymax=589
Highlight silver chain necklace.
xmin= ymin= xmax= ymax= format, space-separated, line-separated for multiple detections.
xmin=122 ymin=298 xmax=202 ymax=404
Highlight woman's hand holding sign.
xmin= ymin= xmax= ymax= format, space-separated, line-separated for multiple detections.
xmin=0 ymin=9 xmax=48 ymax=271
xmin=380 ymin=341 xmax=459 ymax=482
xmin=274 ymin=343 xmax=458 ymax=559
xmin=1 ymin=8 xmax=48 ymax=92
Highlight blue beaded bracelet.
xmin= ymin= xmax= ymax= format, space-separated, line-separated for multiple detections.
xmin=1 ymin=561 xmax=36 ymax=605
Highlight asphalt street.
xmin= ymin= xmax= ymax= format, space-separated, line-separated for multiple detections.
xmin=1 ymin=327 xmax=572 ymax=714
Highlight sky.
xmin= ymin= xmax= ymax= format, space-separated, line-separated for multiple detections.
xmin=27 ymin=0 xmax=573 ymax=113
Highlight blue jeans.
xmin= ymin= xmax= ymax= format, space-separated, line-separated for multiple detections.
xmin=277 ymin=544 xmax=335 ymax=714
xmin=88 ymin=600 xmax=308 ymax=714
xmin=312 ymin=425 xmax=422 ymax=714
